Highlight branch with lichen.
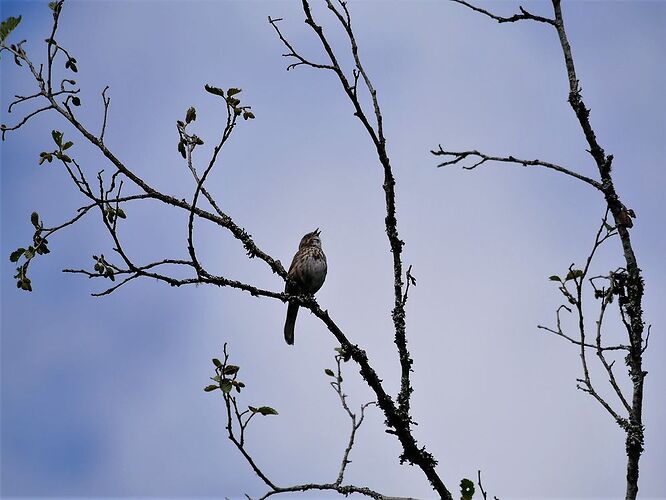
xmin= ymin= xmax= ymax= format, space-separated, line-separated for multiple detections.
xmin=540 ymin=211 xmax=633 ymax=424
xmin=270 ymin=1 xmax=413 ymax=418
xmin=268 ymin=2 xmax=457 ymax=497
xmin=442 ymin=3 xmax=649 ymax=498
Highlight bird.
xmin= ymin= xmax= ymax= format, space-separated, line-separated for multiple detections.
xmin=284 ymin=229 xmax=327 ymax=345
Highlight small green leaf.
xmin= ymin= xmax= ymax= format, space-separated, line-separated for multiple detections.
xmin=177 ymin=141 xmax=186 ymax=159
xmin=48 ymin=2 xmax=58 ymax=11
xmin=248 ymin=405 xmax=258 ymax=413
xmin=38 ymin=152 xmax=53 ymax=165
xmin=242 ymin=110 xmax=255 ymax=120
xmin=23 ymin=246 xmax=35 ymax=259
xmin=203 ymin=385 xmax=218 ymax=392
xmin=220 ymin=379 xmax=233 ymax=394
xmin=115 ymin=208 xmax=126 ymax=219
xmin=256 ymin=406 xmax=278 ymax=416
xmin=51 ymin=129 xmax=63 ymax=147
xmin=71 ymin=97 xmax=81 ymax=106
xmin=186 ymin=106 xmax=196 ymax=124
xmin=324 ymin=368 xmax=335 ymax=377
xmin=222 ymin=365 xmax=240 ymax=376
xmin=212 ymin=358 xmax=222 ymax=367
xmin=9 ymin=248 xmax=25 ymax=263
xmin=0 ymin=16 xmax=22 ymax=43
xmin=62 ymin=141 xmax=73 ymax=150
xmin=30 ymin=212 xmax=39 ymax=228
xmin=228 ymin=97 xmax=240 ymax=107
xmin=460 ymin=478 xmax=475 ymax=500
xmin=204 ymin=84 xmax=225 ymax=97
xmin=227 ymin=88 xmax=242 ymax=96
xmin=565 ymin=269 xmax=584 ymax=281
xmin=21 ymin=280 xmax=32 ymax=291
xmin=548 ymin=275 xmax=561 ymax=282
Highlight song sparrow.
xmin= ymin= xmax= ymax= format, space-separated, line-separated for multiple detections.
xmin=284 ymin=229 xmax=327 ymax=345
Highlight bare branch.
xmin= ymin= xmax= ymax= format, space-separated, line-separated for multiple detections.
xmin=476 ymin=470 xmax=499 ymax=500
xmin=186 ymin=93 xmax=237 ymax=278
xmin=7 ymin=91 xmax=43 ymax=113
xmin=1 ymin=105 xmax=54 ymax=140
xmin=268 ymin=16 xmax=336 ymax=72
xmin=100 ymin=85 xmax=110 ymax=143
xmin=594 ymin=289 xmax=632 ymax=414
xmin=328 ymin=354 xmax=377 ymax=487
xmin=451 ymin=0 xmax=555 ymax=26
xmin=432 ymin=148 xmax=602 ymax=190
xmin=537 ymin=305 xmax=628 ymax=352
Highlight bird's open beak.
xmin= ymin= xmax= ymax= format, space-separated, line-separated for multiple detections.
xmin=314 ymin=228 xmax=321 ymax=236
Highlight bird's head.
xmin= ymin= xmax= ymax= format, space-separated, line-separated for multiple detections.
xmin=299 ymin=228 xmax=322 ymax=249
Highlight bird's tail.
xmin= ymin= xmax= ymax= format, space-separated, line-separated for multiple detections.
xmin=284 ymin=302 xmax=299 ymax=345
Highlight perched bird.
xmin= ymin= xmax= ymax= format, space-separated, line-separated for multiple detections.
xmin=284 ymin=229 xmax=327 ymax=345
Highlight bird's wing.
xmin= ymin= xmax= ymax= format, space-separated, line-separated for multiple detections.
xmin=285 ymin=252 xmax=300 ymax=293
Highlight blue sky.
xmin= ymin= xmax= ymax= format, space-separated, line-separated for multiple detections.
xmin=1 ymin=1 xmax=665 ymax=498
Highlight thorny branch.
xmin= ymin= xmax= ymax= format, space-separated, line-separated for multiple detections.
xmin=444 ymin=2 xmax=649 ymax=498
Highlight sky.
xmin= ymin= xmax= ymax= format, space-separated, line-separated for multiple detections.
xmin=1 ymin=1 xmax=665 ymax=499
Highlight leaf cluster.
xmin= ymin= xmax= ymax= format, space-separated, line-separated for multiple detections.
xmin=9 ymin=212 xmax=51 ymax=291
xmin=176 ymin=106 xmax=204 ymax=159
xmin=92 ymin=254 xmax=116 ymax=281
xmin=204 ymin=85 xmax=255 ymax=120
xmin=205 ymin=349 xmax=278 ymax=417
xmin=104 ymin=204 xmax=126 ymax=224
xmin=40 ymin=129 xmax=74 ymax=164
xmin=460 ymin=478 xmax=475 ymax=500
